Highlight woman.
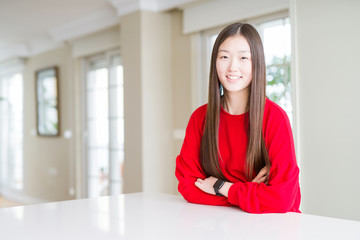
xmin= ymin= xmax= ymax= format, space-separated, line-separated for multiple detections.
xmin=175 ymin=23 xmax=301 ymax=213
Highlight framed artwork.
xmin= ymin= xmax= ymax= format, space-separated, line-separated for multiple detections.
xmin=35 ymin=66 xmax=60 ymax=136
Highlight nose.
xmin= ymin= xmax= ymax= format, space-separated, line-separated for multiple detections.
xmin=228 ymin=58 xmax=240 ymax=71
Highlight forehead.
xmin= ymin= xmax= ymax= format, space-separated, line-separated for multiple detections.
xmin=218 ymin=35 xmax=251 ymax=52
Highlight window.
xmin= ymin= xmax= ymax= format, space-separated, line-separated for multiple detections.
xmin=84 ymin=51 xmax=124 ymax=197
xmin=0 ymin=63 xmax=24 ymax=190
xmin=257 ymin=17 xmax=292 ymax=123
xmin=201 ymin=15 xmax=293 ymax=123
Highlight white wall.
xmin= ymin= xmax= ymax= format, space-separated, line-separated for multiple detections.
xmin=22 ymin=46 xmax=76 ymax=203
xmin=121 ymin=11 xmax=174 ymax=194
xmin=121 ymin=11 xmax=143 ymax=193
xmin=141 ymin=11 xmax=174 ymax=193
xmin=293 ymin=0 xmax=360 ymax=221
xmin=183 ymin=0 xmax=289 ymax=33
xmin=71 ymin=26 xmax=121 ymax=58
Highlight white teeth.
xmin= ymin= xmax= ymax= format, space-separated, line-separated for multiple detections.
xmin=227 ymin=75 xmax=241 ymax=80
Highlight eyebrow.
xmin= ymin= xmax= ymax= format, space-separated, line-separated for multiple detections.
xmin=218 ymin=49 xmax=250 ymax=53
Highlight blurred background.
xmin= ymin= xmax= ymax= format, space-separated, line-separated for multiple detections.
xmin=0 ymin=0 xmax=359 ymax=222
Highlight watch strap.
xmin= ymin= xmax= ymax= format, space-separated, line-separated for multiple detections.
xmin=213 ymin=179 xmax=225 ymax=196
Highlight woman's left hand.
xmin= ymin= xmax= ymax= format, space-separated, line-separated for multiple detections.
xmin=252 ymin=165 xmax=270 ymax=184
xmin=195 ymin=176 xmax=218 ymax=195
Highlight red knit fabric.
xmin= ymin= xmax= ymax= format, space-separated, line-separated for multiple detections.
xmin=175 ymin=99 xmax=301 ymax=213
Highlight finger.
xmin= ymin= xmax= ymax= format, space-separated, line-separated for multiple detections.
xmin=196 ymin=178 xmax=204 ymax=183
xmin=252 ymin=170 xmax=265 ymax=182
xmin=253 ymin=176 xmax=264 ymax=184
xmin=259 ymin=166 xmax=268 ymax=176
xmin=257 ymin=175 xmax=267 ymax=184
xmin=252 ymin=173 xmax=260 ymax=182
xmin=252 ymin=175 xmax=259 ymax=182
xmin=258 ymin=166 xmax=270 ymax=178
xmin=262 ymin=171 xmax=270 ymax=182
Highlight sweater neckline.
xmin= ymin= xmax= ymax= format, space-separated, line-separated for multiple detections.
xmin=220 ymin=105 xmax=248 ymax=117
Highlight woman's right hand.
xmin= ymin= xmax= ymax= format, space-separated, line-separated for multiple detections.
xmin=252 ymin=165 xmax=270 ymax=184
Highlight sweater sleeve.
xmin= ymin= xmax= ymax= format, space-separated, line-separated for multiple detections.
xmin=175 ymin=107 xmax=229 ymax=206
xmin=227 ymin=106 xmax=301 ymax=213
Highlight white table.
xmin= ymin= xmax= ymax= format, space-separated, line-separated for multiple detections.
xmin=0 ymin=192 xmax=359 ymax=239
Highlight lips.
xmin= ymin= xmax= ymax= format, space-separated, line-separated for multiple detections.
xmin=226 ymin=75 xmax=242 ymax=82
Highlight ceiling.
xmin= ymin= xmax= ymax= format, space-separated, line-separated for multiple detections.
xmin=0 ymin=0 xmax=202 ymax=62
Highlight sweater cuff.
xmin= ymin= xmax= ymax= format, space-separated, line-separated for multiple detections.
xmin=227 ymin=182 xmax=243 ymax=206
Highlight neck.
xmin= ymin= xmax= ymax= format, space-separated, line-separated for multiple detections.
xmin=221 ymin=89 xmax=249 ymax=115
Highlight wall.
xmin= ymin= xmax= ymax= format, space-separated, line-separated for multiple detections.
xmin=183 ymin=0 xmax=289 ymax=33
xmin=71 ymin=26 xmax=121 ymax=58
xmin=141 ymin=11 xmax=174 ymax=193
xmin=293 ymin=0 xmax=360 ymax=221
xmin=23 ymin=46 xmax=76 ymax=202
xmin=121 ymin=10 xmax=175 ymax=194
xmin=121 ymin=11 xmax=143 ymax=193
xmin=171 ymin=10 xmax=193 ymax=193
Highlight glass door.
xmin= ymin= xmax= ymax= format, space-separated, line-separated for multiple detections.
xmin=0 ymin=72 xmax=23 ymax=190
xmin=85 ymin=51 xmax=124 ymax=197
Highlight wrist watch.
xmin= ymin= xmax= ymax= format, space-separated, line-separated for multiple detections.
xmin=213 ymin=179 xmax=225 ymax=196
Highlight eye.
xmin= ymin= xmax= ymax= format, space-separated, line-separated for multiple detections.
xmin=219 ymin=55 xmax=229 ymax=59
xmin=240 ymin=57 xmax=248 ymax=60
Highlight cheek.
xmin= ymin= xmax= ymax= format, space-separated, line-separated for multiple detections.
xmin=246 ymin=63 xmax=252 ymax=75
xmin=216 ymin=62 xmax=222 ymax=77
xmin=243 ymin=65 xmax=252 ymax=81
xmin=216 ymin=61 xmax=228 ymax=73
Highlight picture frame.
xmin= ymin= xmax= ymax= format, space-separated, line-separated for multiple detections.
xmin=35 ymin=66 xmax=60 ymax=136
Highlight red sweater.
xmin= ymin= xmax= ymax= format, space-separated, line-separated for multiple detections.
xmin=175 ymin=99 xmax=301 ymax=213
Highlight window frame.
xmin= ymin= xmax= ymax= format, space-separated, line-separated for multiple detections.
xmin=0 ymin=59 xmax=25 ymax=191
xmin=81 ymin=49 xmax=124 ymax=198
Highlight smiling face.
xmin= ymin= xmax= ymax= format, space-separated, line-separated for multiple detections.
xmin=216 ymin=34 xmax=252 ymax=96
